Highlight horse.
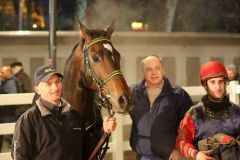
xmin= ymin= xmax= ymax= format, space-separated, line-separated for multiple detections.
xmin=62 ymin=21 xmax=132 ymax=159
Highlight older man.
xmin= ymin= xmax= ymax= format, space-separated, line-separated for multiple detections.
xmin=129 ymin=55 xmax=193 ymax=160
xmin=0 ymin=66 xmax=18 ymax=94
xmin=226 ymin=64 xmax=240 ymax=83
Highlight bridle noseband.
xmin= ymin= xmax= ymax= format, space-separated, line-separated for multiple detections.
xmin=82 ymin=37 xmax=122 ymax=115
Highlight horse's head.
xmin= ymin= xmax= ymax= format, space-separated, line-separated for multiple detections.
xmin=77 ymin=21 xmax=131 ymax=114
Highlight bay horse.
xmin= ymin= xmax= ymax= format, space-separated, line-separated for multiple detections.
xmin=62 ymin=21 xmax=132 ymax=159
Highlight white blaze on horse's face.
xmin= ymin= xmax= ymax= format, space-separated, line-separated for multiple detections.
xmin=103 ymin=43 xmax=113 ymax=53
xmin=103 ymin=43 xmax=115 ymax=62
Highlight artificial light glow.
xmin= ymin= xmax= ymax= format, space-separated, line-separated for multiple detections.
xmin=131 ymin=22 xmax=144 ymax=31
xmin=32 ymin=24 xmax=38 ymax=29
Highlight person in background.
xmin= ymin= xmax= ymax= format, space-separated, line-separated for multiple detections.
xmin=0 ymin=66 xmax=18 ymax=94
xmin=10 ymin=61 xmax=32 ymax=93
xmin=11 ymin=64 xmax=116 ymax=159
xmin=0 ymin=65 xmax=18 ymax=151
xmin=10 ymin=61 xmax=33 ymax=120
xmin=129 ymin=55 xmax=193 ymax=160
xmin=225 ymin=64 xmax=240 ymax=83
xmin=0 ymin=66 xmax=18 ymax=119
xmin=176 ymin=61 xmax=240 ymax=160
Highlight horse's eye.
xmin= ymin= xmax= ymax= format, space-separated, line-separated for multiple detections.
xmin=92 ymin=54 xmax=101 ymax=63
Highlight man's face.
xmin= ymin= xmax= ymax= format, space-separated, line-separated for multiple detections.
xmin=206 ymin=77 xmax=226 ymax=100
xmin=227 ymin=70 xmax=236 ymax=81
xmin=142 ymin=57 xmax=164 ymax=87
xmin=11 ymin=66 xmax=19 ymax=74
xmin=35 ymin=74 xmax=62 ymax=105
xmin=0 ymin=68 xmax=10 ymax=80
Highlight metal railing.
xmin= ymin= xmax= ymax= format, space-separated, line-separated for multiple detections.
xmin=0 ymin=81 xmax=239 ymax=160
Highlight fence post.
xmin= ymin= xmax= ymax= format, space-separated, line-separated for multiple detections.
xmin=111 ymin=114 xmax=124 ymax=160
xmin=228 ymin=81 xmax=240 ymax=105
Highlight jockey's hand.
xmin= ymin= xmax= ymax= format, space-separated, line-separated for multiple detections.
xmin=103 ymin=116 xmax=117 ymax=133
xmin=196 ymin=151 xmax=215 ymax=160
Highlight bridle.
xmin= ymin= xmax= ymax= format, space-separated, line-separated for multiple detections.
xmin=82 ymin=37 xmax=123 ymax=115
xmin=82 ymin=37 xmax=122 ymax=159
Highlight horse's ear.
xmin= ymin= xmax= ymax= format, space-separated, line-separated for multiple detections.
xmin=78 ymin=20 xmax=90 ymax=41
xmin=106 ymin=20 xmax=116 ymax=38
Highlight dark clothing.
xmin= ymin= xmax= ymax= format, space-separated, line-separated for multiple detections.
xmin=0 ymin=75 xmax=18 ymax=116
xmin=14 ymin=69 xmax=32 ymax=93
xmin=82 ymin=108 xmax=104 ymax=160
xmin=176 ymin=95 xmax=240 ymax=159
xmin=0 ymin=75 xmax=18 ymax=151
xmin=193 ymin=96 xmax=240 ymax=146
xmin=11 ymin=98 xmax=84 ymax=160
xmin=0 ymin=75 xmax=18 ymax=94
xmin=129 ymin=77 xmax=193 ymax=159
xmin=14 ymin=69 xmax=33 ymax=118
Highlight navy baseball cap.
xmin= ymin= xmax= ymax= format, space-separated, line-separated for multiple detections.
xmin=34 ymin=64 xmax=63 ymax=86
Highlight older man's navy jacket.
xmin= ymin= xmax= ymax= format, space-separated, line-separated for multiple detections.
xmin=129 ymin=77 xmax=193 ymax=159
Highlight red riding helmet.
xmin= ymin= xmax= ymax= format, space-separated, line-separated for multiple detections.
xmin=200 ymin=61 xmax=228 ymax=82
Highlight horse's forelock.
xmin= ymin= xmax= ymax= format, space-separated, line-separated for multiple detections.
xmin=88 ymin=29 xmax=109 ymax=39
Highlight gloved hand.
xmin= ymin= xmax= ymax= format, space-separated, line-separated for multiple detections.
xmin=196 ymin=151 xmax=215 ymax=160
xmin=198 ymin=133 xmax=235 ymax=151
xmin=213 ymin=133 xmax=235 ymax=145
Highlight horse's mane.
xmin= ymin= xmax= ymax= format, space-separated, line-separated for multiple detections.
xmin=62 ymin=42 xmax=94 ymax=121
xmin=62 ymin=28 xmax=109 ymax=124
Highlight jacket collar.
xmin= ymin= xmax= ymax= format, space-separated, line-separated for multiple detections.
xmin=137 ymin=76 xmax=174 ymax=96
xmin=36 ymin=97 xmax=71 ymax=117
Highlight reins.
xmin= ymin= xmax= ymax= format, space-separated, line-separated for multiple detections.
xmin=82 ymin=37 xmax=120 ymax=160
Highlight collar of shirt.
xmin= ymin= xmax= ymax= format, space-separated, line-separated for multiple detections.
xmin=145 ymin=80 xmax=164 ymax=89
xmin=40 ymin=97 xmax=63 ymax=114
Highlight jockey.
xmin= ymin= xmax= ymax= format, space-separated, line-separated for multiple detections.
xmin=176 ymin=61 xmax=240 ymax=160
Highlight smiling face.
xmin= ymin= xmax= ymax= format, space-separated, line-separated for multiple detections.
xmin=142 ymin=56 xmax=164 ymax=87
xmin=205 ymin=77 xmax=226 ymax=100
xmin=35 ymin=74 xmax=62 ymax=105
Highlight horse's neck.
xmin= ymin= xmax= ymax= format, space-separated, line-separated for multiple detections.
xmin=62 ymin=42 xmax=100 ymax=127
xmin=78 ymin=87 xmax=96 ymax=117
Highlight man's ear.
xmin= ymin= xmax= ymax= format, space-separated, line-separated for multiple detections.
xmin=202 ymin=82 xmax=208 ymax=91
xmin=34 ymin=86 xmax=40 ymax=94
xmin=141 ymin=68 xmax=145 ymax=77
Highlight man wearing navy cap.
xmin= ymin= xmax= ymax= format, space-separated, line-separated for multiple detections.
xmin=11 ymin=64 xmax=116 ymax=160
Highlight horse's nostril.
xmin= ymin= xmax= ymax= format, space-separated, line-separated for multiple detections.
xmin=118 ymin=95 xmax=128 ymax=109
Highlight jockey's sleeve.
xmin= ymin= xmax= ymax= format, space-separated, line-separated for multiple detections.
xmin=176 ymin=112 xmax=198 ymax=159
